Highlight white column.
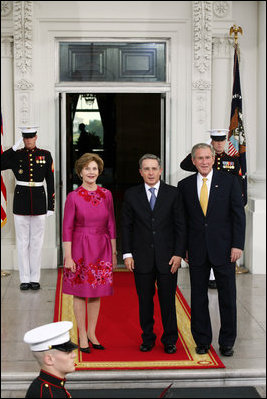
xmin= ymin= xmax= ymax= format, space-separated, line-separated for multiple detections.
xmin=211 ymin=37 xmax=233 ymax=130
xmin=1 ymin=36 xmax=16 ymax=269
xmin=245 ymin=1 xmax=266 ymax=274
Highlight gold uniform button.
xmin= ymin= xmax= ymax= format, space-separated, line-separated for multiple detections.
xmin=217 ymin=167 xmax=220 ymax=170
xmin=61 ymin=381 xmax=64 ymax=386
xmin=45 ymin=384 xmax=49 ymax=388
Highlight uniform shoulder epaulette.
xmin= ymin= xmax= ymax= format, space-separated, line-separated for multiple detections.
xmin=38 ymin=148 xmax=51 ymax=154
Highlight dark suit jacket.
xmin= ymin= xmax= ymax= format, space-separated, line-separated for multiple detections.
xmin=121 ymin=181 xmax=186 ymax=273
xmin=178 ymin=170 xmax=246 ymax=266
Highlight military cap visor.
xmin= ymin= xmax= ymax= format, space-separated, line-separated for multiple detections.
xmin=19 ymin=126 xmax=38 ymax=138
xmin=50 ymin=339 xmax=78 ymax=352
xmin=22 ymin=132 xmax=37 ymax=138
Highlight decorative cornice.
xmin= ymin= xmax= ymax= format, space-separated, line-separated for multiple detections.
xmin=213 ymin=1 xmax=230 ymax=18
xmin=13 ymin=1 xmax=33 ymax=74
xmin=1 ymin=1 xmax=12 ymax=17
xmin=15 ymin=79 xmax=34 ymax=90
xmin=193 ymin=1 xmax=212 ymax=73
xmin=192 ymin=79 xmax=212 ymax=90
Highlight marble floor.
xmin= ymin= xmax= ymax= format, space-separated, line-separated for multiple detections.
xmin=1 ymin=267 xmax=266 ymax=398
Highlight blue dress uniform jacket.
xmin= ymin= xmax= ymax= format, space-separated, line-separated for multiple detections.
xmin=1 ymin=147 xmax=55 ymax=215
xmin=25 ymin=370 xmax=71 ymax=398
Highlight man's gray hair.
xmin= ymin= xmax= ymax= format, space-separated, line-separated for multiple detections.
xmin=191 ymin=143 xmax=215 ymax=159
xmin=139 ymin=154 xmax=161 ymax=169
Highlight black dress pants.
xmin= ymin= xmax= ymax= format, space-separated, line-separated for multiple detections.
xmin=189 ymin=258 xmax=236 ymax=347
xmin=134 ymin=267 xmax=178 ymax=346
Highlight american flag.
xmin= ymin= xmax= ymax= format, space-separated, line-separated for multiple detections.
xmin=228 ymin=46 xmax=247 ymax=205
xmin=1 ymin=113 xmax=7 ymax=227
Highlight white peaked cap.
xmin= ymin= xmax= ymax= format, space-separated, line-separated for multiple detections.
xmin=209 ymin=129 xmax=229 ymax=137
xmin=24 ymin=321 xmax=75 ymax=352
xmin=19 ymin=126 xmax=39 ymax=133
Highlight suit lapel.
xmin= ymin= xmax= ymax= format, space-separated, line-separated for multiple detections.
xmin=206 ymin=170 xmax=221 ymax=216
xmin=138 ymin=184 xmax=152 ymax=213
xmin=153 ymin=181 xmax=166 ymax=213
xmin=191 ymin=174 xmax=203 ymax=214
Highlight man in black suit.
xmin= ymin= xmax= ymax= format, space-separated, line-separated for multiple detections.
xmin=180 ymin=129 xmax=243 ymax=289
xmin=178 ymin=143 xmax=245 ymax=357
xmin=122 ymin=154 xmax=186 ymax=354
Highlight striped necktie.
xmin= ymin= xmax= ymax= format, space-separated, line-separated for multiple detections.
xmin=200 ymin=177 xmax=208 ymax=215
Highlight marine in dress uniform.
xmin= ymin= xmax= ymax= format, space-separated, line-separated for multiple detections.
xmin=1 ymin=127 xmax=55 ymax=290
xmin=24 ymin=321 xmax=77 ymax=398
xmin=179 ymin=129 xmax=243 ymax=289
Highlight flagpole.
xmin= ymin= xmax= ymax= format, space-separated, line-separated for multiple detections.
xmin=1 ymin=113 xmax=11 ymax=277
xmin=229 ymin=25 xmax=249 ymax=275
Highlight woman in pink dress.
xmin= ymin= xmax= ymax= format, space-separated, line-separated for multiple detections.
xmin=62 ymin=153 xmax=117 ymax=353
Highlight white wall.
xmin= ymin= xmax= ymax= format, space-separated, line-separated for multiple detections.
xmin=1 ymin=1 xmax=265 ymax=273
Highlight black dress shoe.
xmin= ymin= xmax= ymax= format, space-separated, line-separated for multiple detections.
xmin=30 ymin=282 xmax=40 ymax=290
xmin=20 ymin=283 xmax=31 ymax=290
xmin=140 ymin=342 xmax=155 ymax=352
xmin=196 ymin=345 xmax=210 ymax=354
xmin=219 ymin=346 xmax=234 ymax=356
xmin=88 ymin=338 xmax=105 ymax=350
xmin=79 ymin=340 xmax=91 ymax=353
xmin=164 ymin=344 xmax=177 ymax=354
xmin=208 ymin=280 xmax=217 ymax=289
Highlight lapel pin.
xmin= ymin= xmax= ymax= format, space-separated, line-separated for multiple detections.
xmin=215 ymin=185 xmax=219 ymax=187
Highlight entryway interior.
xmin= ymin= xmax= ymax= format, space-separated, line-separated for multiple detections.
xmin=65 ymin=93 xmax=162 ymax=263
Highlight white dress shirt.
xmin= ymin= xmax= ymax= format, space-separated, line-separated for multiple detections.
xmin=196 ymin=169 xmax=213 ymax=200
xmin=123 ymin=181 xmax=161 ymax=260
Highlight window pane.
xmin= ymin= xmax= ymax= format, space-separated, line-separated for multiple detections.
xmin=59 ymin=42 xmax=166 ymax=82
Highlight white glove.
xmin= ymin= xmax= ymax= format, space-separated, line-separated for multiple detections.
xmin=46 ymin=210 xmax=54 ymax=217
xmin=12 ymin=137 xmax=24 ymax=151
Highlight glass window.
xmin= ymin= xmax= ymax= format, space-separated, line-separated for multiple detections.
xmin=59 ymin=42 xmax=166 ymax=82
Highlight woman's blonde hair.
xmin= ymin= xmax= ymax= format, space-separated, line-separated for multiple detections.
xmin=75 ymin=153 xmax=104 ymax=179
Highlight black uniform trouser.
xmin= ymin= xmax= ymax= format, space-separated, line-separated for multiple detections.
xmin=134 ymin=267 xmax=178 ymax=346
xmin=189 ymin=257 xmax=236 ymax=347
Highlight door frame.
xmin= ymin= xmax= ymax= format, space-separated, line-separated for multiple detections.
xmin=57 ymin=86 xmax=171 ymax=210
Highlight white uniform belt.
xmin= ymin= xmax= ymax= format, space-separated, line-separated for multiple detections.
xmin=16 ymin=180 xmax=44 ymax=187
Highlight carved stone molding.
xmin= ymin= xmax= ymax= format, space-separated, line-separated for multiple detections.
xmin=15 ymin=78 xmax=34 ymax=90
xmin=1 ymin=1 xmax=13 ymax=17
xmin=193 ymin=1 xmax=212 ymax=73
xmin=212 ymin=36 xmax=233 ymax=58
xmin=213 ymin=1 xmax=230 ymax=18
xmin=192 ymin=79 xmax=212 ymax=90
xmin=13 ymin=1 xmax=33 ymax=74
xmin=18 ymin=92 xmax=31 ymax=125
xmin=196 ymin=93 xmax=207 ymax=125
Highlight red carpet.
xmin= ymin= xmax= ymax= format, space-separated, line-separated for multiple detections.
xmin=54 ymin=268 xmax=225 ymax=370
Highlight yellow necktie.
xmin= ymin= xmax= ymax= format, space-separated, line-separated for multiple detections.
xmin=200 ymin=177 xmax=208 ymax=215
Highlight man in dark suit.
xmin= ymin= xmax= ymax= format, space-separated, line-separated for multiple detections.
xmin=178 ymin=143 xmax=245 ymax=357
xmin=180 ymin=129 xmax=243 ymax=289
xmin=122 ymin=154 xmax=186 ymax=354
xmin=1 ymin=127 xmax=55 ymax=290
